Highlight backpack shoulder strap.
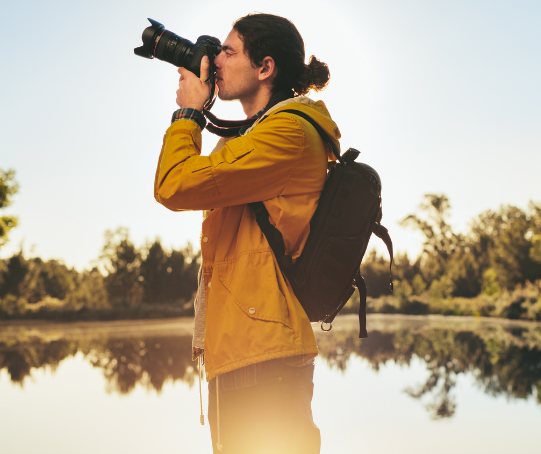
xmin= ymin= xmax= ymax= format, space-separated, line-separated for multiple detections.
xmin=249 ymin=108 xmax=341 ymax=273
xmin=248 ymin=201 xmax=293 ymax=270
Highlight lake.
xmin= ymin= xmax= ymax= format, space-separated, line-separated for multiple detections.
xmin=1 ymin=314 xmax=540 ymax=454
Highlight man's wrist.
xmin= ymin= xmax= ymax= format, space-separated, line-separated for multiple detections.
xmin=171 ymin=108 xmax=207 ymax=130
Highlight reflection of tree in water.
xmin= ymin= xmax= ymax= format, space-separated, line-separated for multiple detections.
xmin=0 ymin=339 xmax=78 ymax=383
xmin=0 ymin=334 xmax=196 ymax=393
xmin=82 ymin=336 xmax=195 ymax=393
xmin=1 ymin=320 xmax=540 ymax=419
xmin=315 ymin=323 xmax=541 ymax=418
xmin=403 ymin=342 xmax=458 ymax=418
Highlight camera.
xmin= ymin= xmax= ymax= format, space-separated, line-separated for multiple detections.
xmin=134 ymin=18 xmax=221 ymax=78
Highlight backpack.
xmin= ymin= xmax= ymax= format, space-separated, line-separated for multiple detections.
xmin=249 ymin=109 xmax=393 ymax=338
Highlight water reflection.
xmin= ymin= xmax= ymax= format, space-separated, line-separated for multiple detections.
xmin=1 ymin=316 xmax=540 ymax=418
xmin=314 ymin=316 xmax=541 ymax=418
xmin=0 ymin=322 xmax=197 ymax=393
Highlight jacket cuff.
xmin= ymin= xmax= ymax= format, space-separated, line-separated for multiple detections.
xmin=171 ymin=108 xmax=207 ymax=130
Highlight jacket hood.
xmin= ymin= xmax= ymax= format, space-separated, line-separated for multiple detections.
xmin=246 ymin=97 xmax=341 ymax=162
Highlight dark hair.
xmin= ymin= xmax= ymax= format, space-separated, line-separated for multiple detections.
xmin=233 ymin=13 xmax=330 ymax=96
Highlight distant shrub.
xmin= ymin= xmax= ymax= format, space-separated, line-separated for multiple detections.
xmin=343 ymin=279 xmax=541 ymax=322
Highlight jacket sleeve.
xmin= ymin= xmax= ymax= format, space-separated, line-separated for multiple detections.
xmin=154 ymin=113 xmax=306 ymax=211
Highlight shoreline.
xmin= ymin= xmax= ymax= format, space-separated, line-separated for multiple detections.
xmin=1 ymin=312 xmax=539 ymax=336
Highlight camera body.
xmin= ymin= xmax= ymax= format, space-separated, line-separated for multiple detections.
xmin=134 ymin=18 xmax=221 ymax=78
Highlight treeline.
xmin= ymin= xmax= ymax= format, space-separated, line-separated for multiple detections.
xmin=357 ymin=194 xmax=541 ymax=321
xmin=1 ymin=165 xmax=541 ymax=321
xmin=0 ymin=228 xmax=200 ymax=320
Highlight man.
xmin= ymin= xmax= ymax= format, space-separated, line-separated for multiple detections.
xmin=154 ymin=13 xmax=340 ymax=454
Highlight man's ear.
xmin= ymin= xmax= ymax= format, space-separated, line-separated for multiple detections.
xmin=258 ymin=56 xmax=276 ymax=82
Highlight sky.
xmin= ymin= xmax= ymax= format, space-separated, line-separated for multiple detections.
xmin=1 ymin=0 xmax=540 ymax=270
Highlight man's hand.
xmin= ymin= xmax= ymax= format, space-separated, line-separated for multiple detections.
xmin=176 ymin=56 xmax=212 ymax=111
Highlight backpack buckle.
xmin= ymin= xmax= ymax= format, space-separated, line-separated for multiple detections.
xmin=342 ymin=148 xmax=360 ymax=164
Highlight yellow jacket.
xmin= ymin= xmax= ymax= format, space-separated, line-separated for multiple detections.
xmin=154 ymin=97 xmax=340 ymax=380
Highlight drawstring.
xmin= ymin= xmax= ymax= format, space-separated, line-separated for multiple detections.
xmin=216 ymin=375 xmax=223 ymax=451
xmin=197 ymin=354 xmax=223 ymax=451
xmin=198 ymin=355 xmax=204 ymax=425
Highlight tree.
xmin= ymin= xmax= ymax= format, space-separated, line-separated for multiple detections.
xmin=400 ymin=194 xmax=461 ymax=283
xmin=529 ymin=202 xmax=541 ymax=265
xmin=0 ymin=252 xmax=28 ymax=298
xmin=445 ymin=249 xmax=481 ymax=297
xmin=0 ymin=169 xmax=19 ymax=249
xmin=0 ymin=253 xmax=76 ymax=305
xmin=66 ymin=267 xmax=109 ymax=309
xmin=489 ymin=207 xmax=532 ymax=289
xmin=140 ymin=239 xmax=168 ymax=304
xmin=140 ymin=239 xmax=200 ymax=305
xmin=469 ymin=204 xmax=541 ymax=290
xmin=360 ymin=250 xmax=393 ymax=297
xmin=100 ymin=228 xmax=143 ymax=306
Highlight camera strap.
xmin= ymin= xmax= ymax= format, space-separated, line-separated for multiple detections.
xmin=203 ymin=89 xmax=294 ymax=137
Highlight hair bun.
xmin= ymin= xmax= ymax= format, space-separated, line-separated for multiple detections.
xmin=295 ymin=55 xmax=330 ymax=96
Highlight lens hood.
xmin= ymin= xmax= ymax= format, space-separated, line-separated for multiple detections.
xmin=134 ymin=18 xmax=165 ymax=59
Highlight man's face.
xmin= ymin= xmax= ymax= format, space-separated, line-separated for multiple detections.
xmin=214 ymin=29 xmax=261 ymax=102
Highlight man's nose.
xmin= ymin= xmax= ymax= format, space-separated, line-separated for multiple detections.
xmin=214 ymin=51 xmax=223 ymax=68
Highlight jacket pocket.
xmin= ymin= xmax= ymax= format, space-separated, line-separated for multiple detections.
xmin=212 ymin=136 xmax=254 ymax=165
xmin=190 ymin=156 xmax=212 ymax=173
xmin=217 ymin=251 xmax=291 ymax=328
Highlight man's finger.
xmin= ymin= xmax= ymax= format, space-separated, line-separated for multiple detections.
xmin=200 ymin=56 xmax=210 ymax=82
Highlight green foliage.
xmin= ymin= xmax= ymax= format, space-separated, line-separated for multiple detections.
xmin=0 ymin=227 xmax=199 ymax=319
xmin=394 ymin=279 xmax=412 ymax=304
xmin=354 ymin=279 xmax=541 ymax=320
xmin=139 ymin=239 xmax=200 ymax=305
xmin=361 ymin=250 xmax=393 ymax=297
xmin=489 ymin=207 xmax=532 ymax=288
xmin=0 ymin=170 xmax=19 ymax=209
xmin=37 ymin=259 xmax=76 ymax=301
xmin=343 ymin=194 xmax=541 ymax=321
xmin=411 ymin=274 xmax=427 ymax=295
xmin=0 ymin=294 xmax=27 ymax=316
xmin=400 ymin=194 xmax=461 ymax=283
xmin=393 ymin=252 xmax=423 ymax=286
xmin=0 ymin=169 xmax=19 ymax=249
xmin=469 ymin=204 xmax=541 ymax=290
xmin=429 ymin=275 xmax=455 ymax=301
xmin=2 ymin=189 xmax=540 ymax=322
xmin=398 ymin=195 xmax=541 ymax=299
xmin=445 ymin=249 xmax=481 ymax=297
xmin=66 ymin=268 xmax=109 ymax=310
xmin=365 ymin=295 xmax=399 ymax=314
xmin=99 ymin=228 xmax=200 ymax=308
xmin=395 ymin=280 xmax=430 ymax=314
xmin=530 ymin=234 xmax=541 ymax=264
xmin=0 ymin=254 xmax=77 ymax=310
xmin=482 ymin=268 xmax=501 ymax=296
xmin=0 ymin=252 xmax=28 ymax=298
xmin=361 ymin=251 xmax=418 ymax=298
xmin=491 ymin=280 xmax=541 ymax=321
xmin=100 ymin=228 xmax=143 ymax=307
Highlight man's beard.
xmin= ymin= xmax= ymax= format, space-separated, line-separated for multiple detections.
xmin=217 ymin=77 xmax=259 ymax=103
xmin=217 ymin=88 xmax=239 ymax=102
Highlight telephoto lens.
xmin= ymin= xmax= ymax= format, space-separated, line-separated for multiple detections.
xmin=134 ymin=18 xmax=221 ymax=78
